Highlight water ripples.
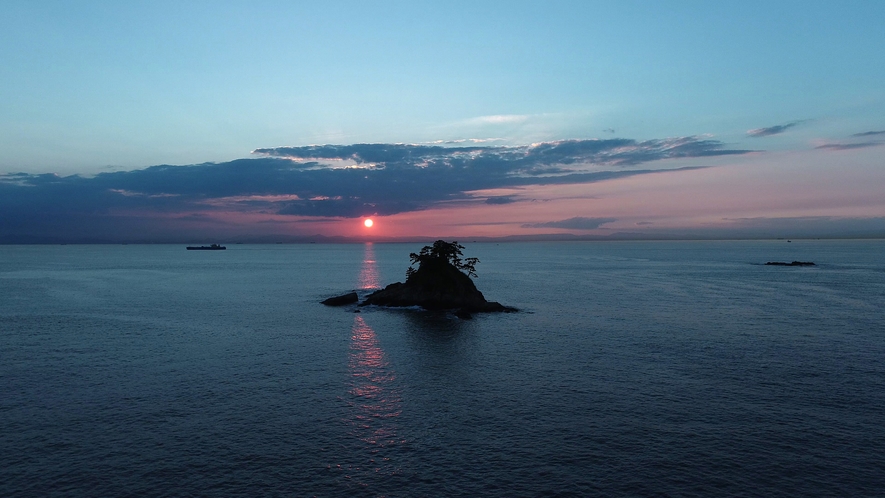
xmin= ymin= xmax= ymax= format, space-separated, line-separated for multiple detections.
xmin=2 ymin=241 xmax=884 ymax=496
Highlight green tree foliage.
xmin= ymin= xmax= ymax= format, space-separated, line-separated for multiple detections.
xmin=408 ymin=240 xmax=480 ymax=278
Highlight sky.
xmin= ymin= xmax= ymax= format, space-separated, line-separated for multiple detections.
xmin=1 ymin=1 xmax=884 ymax=242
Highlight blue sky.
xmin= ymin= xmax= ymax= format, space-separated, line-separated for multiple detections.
xmin=1 ymin=1 xmax=884 ymax=242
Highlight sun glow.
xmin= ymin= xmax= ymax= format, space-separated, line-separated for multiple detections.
xmin=364 ymin=218 xmax=374 ymax=228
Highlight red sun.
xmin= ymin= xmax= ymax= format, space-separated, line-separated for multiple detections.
xmin=364 ymin=218 xmax=374 ymax=228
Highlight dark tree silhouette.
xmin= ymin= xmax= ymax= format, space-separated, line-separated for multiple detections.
xmin=408 ymin=240 xmax=480 ymax=279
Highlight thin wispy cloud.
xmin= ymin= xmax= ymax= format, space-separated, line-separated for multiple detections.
xmin=428 ymin=138 xmax=506 ymax=145
xmin=469 ymin=114 xmax=530 ymax=124
xmin=522 ymin=217 xmax=617 ymax=230
xmin=851 ymin=130 xmax=885 ymax=137
xmin=747 ymin=120 xmax=806 ymax=137
xmin=815 ymin=142 xmax=883 ymax=151
xmin=485 ymin=196 xmax=519 ymax=205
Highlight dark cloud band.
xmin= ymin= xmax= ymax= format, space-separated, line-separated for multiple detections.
xmin=254 ymin=137 xmax=748 ymax=169
xmin=1 ymin=137 xmax=749 ymax=242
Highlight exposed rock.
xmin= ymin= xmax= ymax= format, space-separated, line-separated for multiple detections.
xmin=321 ymin=291 xmax=359 ymax=306
xmin=765 ymin=261 xmax=815 ymax=266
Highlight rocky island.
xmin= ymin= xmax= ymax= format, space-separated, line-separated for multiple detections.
xmin=765 ymin=261 xmax=815 ymax=266
xmin=323 ymin=240 xmax=516 ymax=318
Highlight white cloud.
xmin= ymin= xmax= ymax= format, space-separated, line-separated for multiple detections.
xmin=468 ymin=114 xmax=529 ymax=125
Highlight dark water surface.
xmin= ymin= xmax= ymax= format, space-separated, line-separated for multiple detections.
xmin=2 ymin=241 xmax=884 ymax=496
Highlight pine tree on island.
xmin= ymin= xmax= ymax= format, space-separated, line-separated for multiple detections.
xmin=407 ymin=240 xmax=479 ymax=280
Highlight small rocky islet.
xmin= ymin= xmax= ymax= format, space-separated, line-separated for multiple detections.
xmin=319 ymin=292 xmax=358 ymax=306
xmin=765 ymin=261 xmax=815 ymax=266
xmin=322 ymin=240 xmax=516 ymax=318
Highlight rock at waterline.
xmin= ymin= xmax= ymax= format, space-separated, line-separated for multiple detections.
xmin=765 ymin=261 xmax=815 ymax=266
xmin=359 ymin=241 xmax=516 ymax=314
xmin=321 ymin=292 xmax=359 ymax=306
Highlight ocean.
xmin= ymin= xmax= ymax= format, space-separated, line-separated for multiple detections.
xmin=1 ymin=240 xmax=883 ymax=496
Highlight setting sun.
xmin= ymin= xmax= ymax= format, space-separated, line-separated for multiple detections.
xmin=363 ymin=218 xmax=374 ymax=228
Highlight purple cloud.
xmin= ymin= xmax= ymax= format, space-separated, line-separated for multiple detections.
xmin=747 ymin=121 xmax=805 ymax=137
xmin=815 ymin=142 xmax=883 ymax=151
xmin=522 ymin=217 xmax=617 ymax=230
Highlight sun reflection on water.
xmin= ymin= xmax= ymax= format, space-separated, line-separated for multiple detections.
xmin=358 ymin=242 xmax=380 ymax=290
xmin=348 ymin=316 xmax=401 ymax=443
xmin=332 ymin=315 xmax=403 ymax=487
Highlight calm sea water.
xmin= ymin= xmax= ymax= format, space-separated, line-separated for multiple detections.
xmin=1 ymin=240 xmax=883 ymax=497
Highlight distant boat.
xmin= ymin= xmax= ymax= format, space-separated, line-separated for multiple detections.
xmin=186 ymin=244 xmax=226 ymax=250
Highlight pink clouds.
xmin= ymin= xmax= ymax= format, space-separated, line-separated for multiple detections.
xmin=362 ymin=147 xmax=885 ymax=239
